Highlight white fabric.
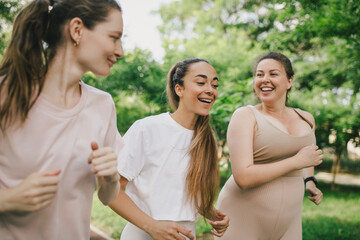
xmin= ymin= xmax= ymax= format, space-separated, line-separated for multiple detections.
xmin=0 ymin=81 xmax=124 ymax=240
xmin=118 ymin=113 xmax=197 ymax=221
xmin=120 ymin=221 xmax=196 ymax=240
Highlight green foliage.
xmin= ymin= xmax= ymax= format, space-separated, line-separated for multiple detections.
xmin=82 ymin=49 xmax=169 ymax=133
xmin=290 ymin=87 xmax=360 ymax=156
xmin=0 ymin=1 xmax=23 ymax=58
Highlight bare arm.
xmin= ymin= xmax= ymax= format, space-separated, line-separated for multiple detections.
xmin=109 ymin=177 xmax=194 ymax=240
xmin=229 ymin=107 xmax=323 ymax=190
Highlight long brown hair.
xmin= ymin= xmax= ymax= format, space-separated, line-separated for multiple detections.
xmin=167 ymin=58 xmax=219 ymax=216
xmin=0 ymin=0 xmax=122 ymax=133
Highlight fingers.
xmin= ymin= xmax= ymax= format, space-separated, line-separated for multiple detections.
xmin=91 ymin=141 xmax=99 ymax=150
xmin=42 ymin=169 xmax=61 ymax=177
xmin=90 ymin=152 xmax=117 ymax=176
xmin=307 ymin=186 xmax=323 ymax=205
xmin=29 ymin=185 xmax=59 ymax=198
xmin=11 ymin=172 xmax=60 ymax=212
xmin=27 ymin=198 xmax=54 ymax=212
xmin=177 ymin=224 xmax=194 ymax=240
xmin=88 ymin=146 xmax=114 ymax=163
xmin=214 ymin=209 xmax=227 ymax=219
xmin=91 ymin=159 xmax=116 ymax=174
xmin=308 ymin=192 xmax=323 ymax=205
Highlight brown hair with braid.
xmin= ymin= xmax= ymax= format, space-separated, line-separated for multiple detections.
xmin=0 ymin=0 xmax=122 ymax=133
xmin=166 ymin=58 xmax=219 ymax=217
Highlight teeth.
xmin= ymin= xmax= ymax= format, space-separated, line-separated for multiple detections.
xmin=199 ymin=98 xmax=212 ymax=103
xmin=261 ymin=87 xmax=273 ymax=91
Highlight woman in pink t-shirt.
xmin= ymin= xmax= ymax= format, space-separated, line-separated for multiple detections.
xmin=0 ymin=0 xmax=124 ymax=239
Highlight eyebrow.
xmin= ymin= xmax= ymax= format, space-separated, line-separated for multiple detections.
xmin=256 ymin=69 xmax=281 ymax=72
xmin=109 ymin=31 xmax=123 ymax=37
xmin=195 ymin=74 xmax=218 ymax=81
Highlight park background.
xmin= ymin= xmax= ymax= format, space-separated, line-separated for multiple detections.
xmin=1 ymin=0 xmax=359 ymax=239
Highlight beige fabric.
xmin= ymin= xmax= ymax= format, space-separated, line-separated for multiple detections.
xmin=0 ymin=82 xmax=123 ymax=240
xmin=216 ymin=106 xmax=315 ymax=240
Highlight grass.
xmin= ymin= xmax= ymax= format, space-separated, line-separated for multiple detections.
xmin=302 ymin=182 xmax=360 ymax=240
xmin=91 ymin=181 xmax=360 ymax=240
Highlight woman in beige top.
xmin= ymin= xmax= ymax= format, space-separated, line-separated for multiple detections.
xmin=216 ymin=52 xmax=324 ymax=240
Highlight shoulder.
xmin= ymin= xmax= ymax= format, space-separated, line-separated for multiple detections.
xmin=231 ymin=105 xmax=256 ymax=123
xmin=81 ymin=82 xmax=115 ymax=110
xmin=136 ymin=113 xmax=167 ymax=126
xmin=228 ymin=105 xmax=257 ymax=132
xmin=294 ymin=108 xmax=315 ymax=125
xmin=82 ymin=82 xmax=113 ymax=102
xmin=124 ymin=113 xmax=168 ymax=140
xmin=127 ymin=113 xmax=167 ymax=132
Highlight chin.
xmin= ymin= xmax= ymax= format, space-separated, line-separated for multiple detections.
xmin=196 ymin=111 xmax=211 ymax=116
xmin=91 ymin=69 xmax=111 ymax=77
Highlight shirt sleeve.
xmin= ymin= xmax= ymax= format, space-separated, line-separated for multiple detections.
xmin=117 ymin=120 xmax=145 ymax=181
xmin=103 ymin=99 xmax=124 ymax=155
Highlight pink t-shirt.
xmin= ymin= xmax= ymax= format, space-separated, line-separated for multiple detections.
xmin=0 ymin=81 xmax=123 ymax=240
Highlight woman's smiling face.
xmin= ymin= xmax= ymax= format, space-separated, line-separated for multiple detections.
xmin=176 ymin=61 xmax=218 ymax=116
xmin=76 ymin=9 xmax=124 ymax=76
xmin=253 ymin=58 xmax=292 ymax=104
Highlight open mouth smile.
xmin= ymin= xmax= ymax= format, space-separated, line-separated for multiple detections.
xmin=261 ymin=87 xmax=274 ymax=92
xmin=198 ymin=98 xmax=213 ymax=103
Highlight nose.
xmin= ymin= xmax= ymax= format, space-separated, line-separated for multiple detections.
xmin=262 ymin=74 xmax=270 ymax=83
xmin=114 ymin=42 xmax=124 ymax=59
xmin=205 ymin=83 xmax=214 ymax=95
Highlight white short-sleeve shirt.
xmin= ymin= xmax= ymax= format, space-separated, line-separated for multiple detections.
xmin=118 ymin=113 xmax=197 ymax=221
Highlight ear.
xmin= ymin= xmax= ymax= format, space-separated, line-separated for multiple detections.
xmin=174 ymin=84 xmax=184 ymax=98
xmin=68 ymin=17 xmax=84 ymax=45
xmin=287 ymin=76 xmax=294 ymax=90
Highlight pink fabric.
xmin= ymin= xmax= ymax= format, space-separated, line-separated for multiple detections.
xmin=0 ymin=82 xmax=123 ymax=240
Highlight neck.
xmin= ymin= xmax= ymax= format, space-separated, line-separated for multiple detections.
xmin=42 ymin=45 xmax=85 ymax=108
xmin=171 ymin=107 xmax=198 ymax=130
xmin=260 ymin=100 xmax=287 ymax=117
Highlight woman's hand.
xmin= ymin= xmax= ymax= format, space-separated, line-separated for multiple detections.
xmin=209 ymin=209 xmax=229 ymax=237
xmin=148 ymin=221 xmax=194 ymax=240
xmin=89 ymin=142 xmax=120 ymax=204
xmin=0 ymin=170 xmax=60 ymax=212
xmin=88 ymin=142 xmax=119 ymax=183
xmin=306 ymin=181 xmax=323 ymax=205
xmin=294 ymin=145 xmax=323 ymax=169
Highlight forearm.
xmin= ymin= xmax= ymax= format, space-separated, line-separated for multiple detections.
xmin=97 ymin=175 xmax=120 ymax=205
xmin=302 ymin=167 xmax=315 ymax=179
xmin=233 ymin=155 xmax=299 ymax=189
xmin=0 ymin=188 xmax=13 ymax=212
xmin=109 ymin=190 xmax=157 ymax=234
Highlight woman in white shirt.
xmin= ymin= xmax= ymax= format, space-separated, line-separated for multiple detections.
xmin=110 ymin=58 xmax=229 ymax=240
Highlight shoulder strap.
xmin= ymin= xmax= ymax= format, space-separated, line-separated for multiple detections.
xmin=246 ymin=105 xmax=266 ymax=128
xmin=293 ymin=108 xmax=313 ymax=129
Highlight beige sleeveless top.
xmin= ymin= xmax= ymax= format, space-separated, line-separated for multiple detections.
xmin=249 ymin=106 xmax=316 ymax=176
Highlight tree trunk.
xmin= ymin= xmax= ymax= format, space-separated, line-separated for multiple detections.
xmin=331 ymin=149 xmax=343 ymax=190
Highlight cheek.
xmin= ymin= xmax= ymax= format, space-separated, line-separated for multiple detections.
xmin=214 ymin=90 xmax=219 ymax=99
xmin=253 ymin=80 xmax=260 ymax=91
